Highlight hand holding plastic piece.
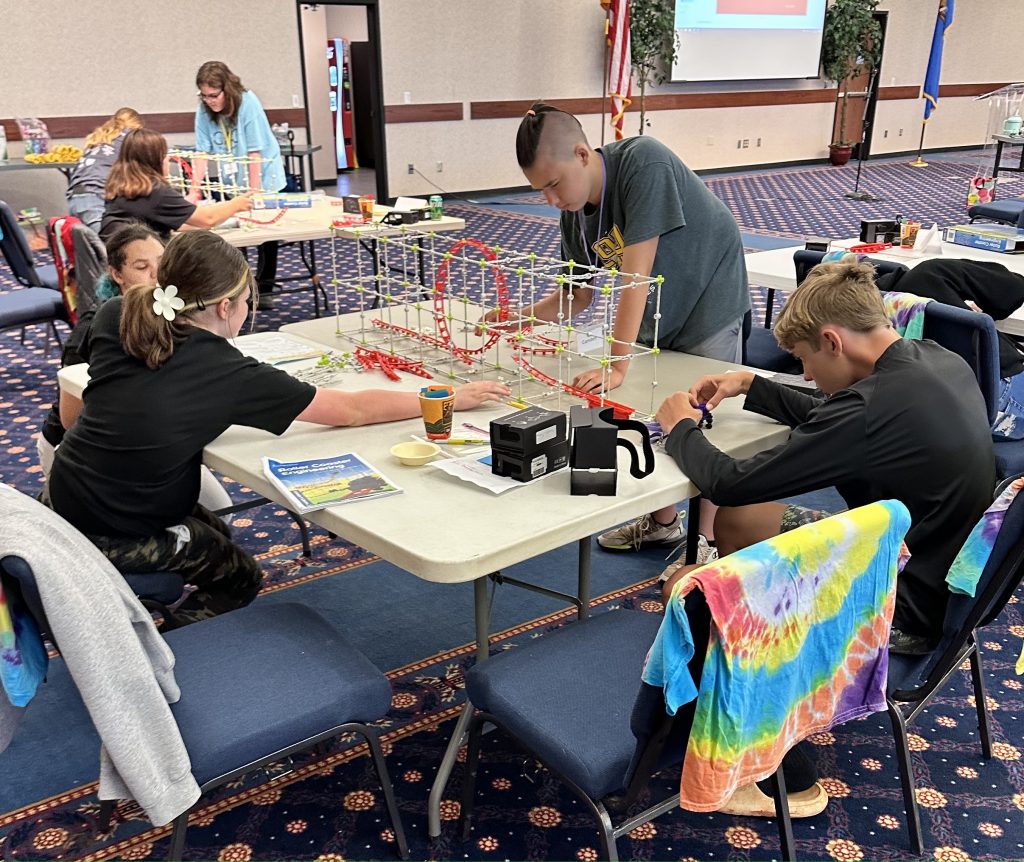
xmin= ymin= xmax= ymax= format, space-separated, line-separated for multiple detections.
xmin=687 ymin=371 xmax=754 ymax=411
xmin=655 ymin=391 xmax=703 ymax=436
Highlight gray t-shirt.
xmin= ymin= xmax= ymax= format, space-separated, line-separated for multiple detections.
xmin=67 ymin=130 xmax=129 ymax=198
xmin=561 ymin=136 xmax=750 ymax=353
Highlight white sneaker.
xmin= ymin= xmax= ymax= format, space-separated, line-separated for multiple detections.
xmin=657 ymin=535 xmax=718 ymax=583
xmin=696 ymin=535 xmax=719 ymax=566
xmin=598 ymin=512 xmax=683 ymax=552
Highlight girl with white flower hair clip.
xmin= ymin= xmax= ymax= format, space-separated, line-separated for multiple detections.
xmin=43 ymin=231 xmax=511 ymax=623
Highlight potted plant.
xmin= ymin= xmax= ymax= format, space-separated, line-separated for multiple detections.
xmin=821 ymin=0 xmax=882 ymax=166
xmin=630 ymin=0 xmax=678 ymax=134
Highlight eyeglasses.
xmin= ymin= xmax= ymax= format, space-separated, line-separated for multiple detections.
xmin=197 ymin=89 xmax=224 ymax=103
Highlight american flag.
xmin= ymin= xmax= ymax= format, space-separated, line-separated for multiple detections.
xmin=606 ymin=0 xmax=633 ymax=140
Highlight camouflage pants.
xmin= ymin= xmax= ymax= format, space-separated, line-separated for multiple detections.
xmin=42 ymin=488 xmax=263 ymax=625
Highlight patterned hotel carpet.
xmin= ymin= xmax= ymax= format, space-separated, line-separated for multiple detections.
xmin=508 ymin=156 xmax=1024 ymax=241
xmin=2 ymin=191 xmax=1024 ymax=860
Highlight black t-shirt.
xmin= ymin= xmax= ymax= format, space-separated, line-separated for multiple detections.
xmin=48 ymin=298 xmax=316 ymax=538
xmin=100 ymin=184 xmax=196 ymax=243
xmin=41 ymin=309 xmax=98 ymax=447
xmin=665 ymin=339 xmax=995 ymax=636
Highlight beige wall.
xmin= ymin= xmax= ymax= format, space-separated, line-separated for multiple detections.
xmin=2 ymin=0 xmax=1022 ymax=204
xmin=326 ymin=4 xmax=368 ymax=42
xmin=300 ymin=4 xmax=337 ymax=183
xmin=1 ymin=0 xmax=303 ymax=117
xmin=378 ymin=0 xmax=1024 ymax=196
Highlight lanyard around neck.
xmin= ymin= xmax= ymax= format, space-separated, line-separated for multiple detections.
xmin=576 ymin=151 xmax=606 ymax=269
xmin=218 ymin=119 xmax=234 ymax=152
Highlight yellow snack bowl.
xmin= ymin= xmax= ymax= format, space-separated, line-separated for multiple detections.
xmin=390 ymin=441 xmax=440 ymax=466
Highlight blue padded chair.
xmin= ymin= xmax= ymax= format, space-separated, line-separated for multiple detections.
xmin=0 ymin=199 xmax=66 ymax=348
xmin=743 ymin=251 xmax=912 ymax=375
xmin=969 ymin=199 xmax=1024 ymax=228
xmin=0 ymin=200 xmax=60 ymax=290
xmin=884 ymin=474 xmax=1024 ymax=854
xmin=0 ymin=557 xmax=409 ymax=862
xmin=459 ymin=607 xmax=799 ymax=862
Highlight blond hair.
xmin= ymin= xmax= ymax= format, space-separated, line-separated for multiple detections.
xmin=84 ymin=107 xmax=143 ymax=149
xmin=773 ymin=260 xmax=890 ymax=351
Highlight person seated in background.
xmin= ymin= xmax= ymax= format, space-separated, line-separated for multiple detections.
xmin=66 ymin=107 xmax=144 ymax=233
xmin=99 ymin=128 xmax=252 ymax=244
xmin=654 ymin=259 xmax=994 ymax=656
xmin=42 ymin=230 xmax=509 ymax=624
xmin=874 ymin=257 xmax=1024 ymax=440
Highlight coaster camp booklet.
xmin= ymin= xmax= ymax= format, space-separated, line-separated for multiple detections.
xmin=262 ymin=453 xmax=402 ymax=513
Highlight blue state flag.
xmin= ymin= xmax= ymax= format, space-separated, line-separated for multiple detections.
xmin=922 ymin=0 xmax=954 ymax=120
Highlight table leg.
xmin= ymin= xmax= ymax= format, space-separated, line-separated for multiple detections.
xmin=427 ymin=576 xmax=491 ymax=837
xmin=993 ymin=139 xmax=1005 ymax=201
xmin=577 ymin=536 xmax=591 ymax=620
xmin=685 ymin=495 xmax=702 ymax=565
xmin=764 ymin=288 xmax=776 ymax=328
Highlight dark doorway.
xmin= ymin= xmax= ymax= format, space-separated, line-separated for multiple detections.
xmin=295 ymin=0 xmax=389 ymax=203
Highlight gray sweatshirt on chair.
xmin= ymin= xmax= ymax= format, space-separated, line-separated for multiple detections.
xmin=0 ymin=484 xmax=200 ymax=826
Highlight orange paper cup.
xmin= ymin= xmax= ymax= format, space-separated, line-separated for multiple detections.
xmin=419 ymin=387 xmax=455 ymax=440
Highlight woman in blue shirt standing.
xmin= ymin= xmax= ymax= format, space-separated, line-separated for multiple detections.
xmin=192 ymin=61 xmax=284 ymax=309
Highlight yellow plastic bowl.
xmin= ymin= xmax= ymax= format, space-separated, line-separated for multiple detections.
xmin=390 ymin=441 xmax=441 ymax=466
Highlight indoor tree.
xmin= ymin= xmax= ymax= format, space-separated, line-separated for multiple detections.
xmin=630 ymin=0 xmax=678 ymax=134
xmin=821 ymin=0 xmax=883 ymax=163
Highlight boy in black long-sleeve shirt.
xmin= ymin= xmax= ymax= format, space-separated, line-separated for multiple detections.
xmin=656 ymin=260 xmax=995 ymax=650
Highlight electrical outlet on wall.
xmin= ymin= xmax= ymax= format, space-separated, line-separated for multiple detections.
xmin=436 ymin=161 xmax=443 ymax=173
xmin=706 ymin=135 xmax=715 ymax=146
xmin=291 ymin=94 xmax=301 ymax=108
xmin=407 ymin=163 xmax=415 ymax=175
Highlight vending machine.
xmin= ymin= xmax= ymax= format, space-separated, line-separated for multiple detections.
xmin=327 ymin=38 xmax=357 ymax=171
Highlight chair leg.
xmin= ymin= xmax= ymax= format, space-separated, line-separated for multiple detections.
xmin=166 ymin=809 xmax=190 ymax=861
xmin=288 ymin=510 xmax=312 ymax=557
xmin=459 ymin=713 xmax=486 ymax=840
xmin=363 ymin=728 xmax=410 ymax=860
xmin=593 ymin=801 xmax=619 ymax=862
xmin=97 ymin=798 xmax=116 ymax=832
xmin=887 ymin=700 xmax=925 ymax=854
xmin=769 ymin=766 xmax=796 ymax=862
xmin=968 ymin=641 xmax=993 ymax=758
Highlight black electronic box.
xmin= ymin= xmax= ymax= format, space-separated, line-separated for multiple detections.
xmin=860 ymin=219 xmax=900 ymax=244
xmin=490 ymin=407 xmax=568 ymax=482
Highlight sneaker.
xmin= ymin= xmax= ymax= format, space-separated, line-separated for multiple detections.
xmin=696 ymin=535 xmax=719 ymax=566
xmin=598 ymin=512 xmax=682 ymax=551
xmin=888 ymin=627 xmax=934 ymax=656
xmin=657 ymin=535 xmax=718 ymax=583
xmin=256 ymin=293 xmax=275 ymax=311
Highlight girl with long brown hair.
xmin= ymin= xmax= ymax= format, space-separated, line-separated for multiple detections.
xmin=66 ymin=107 xmax=144 ymax=232
xmin=44 ymin=231 xmax=508 ymax=623
xmin=100 ymin=128 xmax=252 ymax=243
xmin=193 ymin=60 xmax=285 ymax=309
